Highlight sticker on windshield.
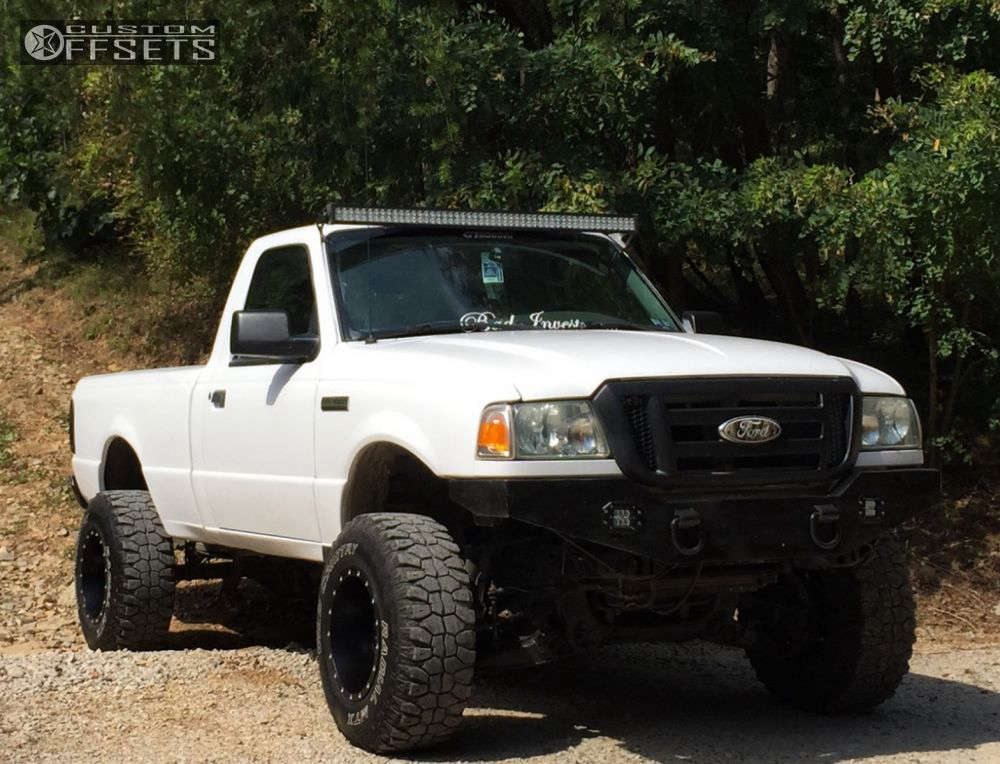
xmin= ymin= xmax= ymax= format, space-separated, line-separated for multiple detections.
xmin=481 ymin=252 xmax=504 ymax=284
xmin=460 ymin=311 xmax=583 ymax=330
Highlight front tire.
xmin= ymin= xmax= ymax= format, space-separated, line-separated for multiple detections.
xmin=743 ymin=536 xmax=915 ymax=713
xmin=75 ymin=490 xmax=176 ymax=650
xmin=317 ymin=513 xmax=476 ymax=753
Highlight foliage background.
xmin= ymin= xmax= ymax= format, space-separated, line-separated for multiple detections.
xmin=2 ymin=0 xmax=1000 ymax=466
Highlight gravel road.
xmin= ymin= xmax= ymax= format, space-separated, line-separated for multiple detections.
xmin=2 ymin=639 xmax=998 ymax=763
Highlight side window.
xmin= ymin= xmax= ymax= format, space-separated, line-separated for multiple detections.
xmin=244 ymin=245 xmax=317 ymax=336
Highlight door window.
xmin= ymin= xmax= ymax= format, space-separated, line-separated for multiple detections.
xmin=244 ymin=245 xmax=317 ymax=336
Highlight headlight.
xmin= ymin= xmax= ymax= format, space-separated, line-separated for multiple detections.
xmin=860 ymin=396 xmax=921 ymax=450
xmin=477 ymin=400 xmax=610 ymax=459
xmin=514 ymin=401 xmax=610 ymax=458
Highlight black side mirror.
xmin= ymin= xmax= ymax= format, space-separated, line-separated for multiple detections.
xmin=230 ymin=310 xmax=318 ymax=363
xmin=681 ymin=310 xmax=725 ymax=334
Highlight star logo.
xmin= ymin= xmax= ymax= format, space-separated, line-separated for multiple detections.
xmin=23 ymin=24 xmax=64 ymax=61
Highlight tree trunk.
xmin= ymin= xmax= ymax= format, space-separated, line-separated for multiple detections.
xmin=722 ymin=0 xmax=771 ymax=166
xmin=939 ymin=300 xmax=975 ymax=441
xmin=631 ymin=234 xmax=686 ymax=308
xmin=767 ymin=36 xmax=781 ymax=100
xmin=926 ymin=326 xmax=940 ymax=467
xmin=754 ymin=244 xmax=813 ymax=345
xmin=485 ymin=0 xmax=553 ymax=49
xmin=726 ymin=248 xmax=771 ymax=328
xmin=874 ymin=54 xmax=897 ymax=103
xmin=941 ymin=354 xmax=968 ymax=445
xmin=683 ymin=254 xmax=731 ymax=308
xmin=829 ymin=5 xmax=855 ymax=158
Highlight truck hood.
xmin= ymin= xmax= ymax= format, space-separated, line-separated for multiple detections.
xmin=375 ymin=330 xmax=904 ymax=400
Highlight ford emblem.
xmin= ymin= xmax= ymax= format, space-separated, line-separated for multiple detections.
xmin=718 ymin=416 xmax=782 ymax=444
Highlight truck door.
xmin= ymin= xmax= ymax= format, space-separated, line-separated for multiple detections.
xmin=190 ymin=243 xmax=321 ymax=541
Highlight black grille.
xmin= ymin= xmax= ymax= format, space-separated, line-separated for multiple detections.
xmin=623 ymin=397 xmax=656 ymax=470
xmin=594 ymin=377 xmax=858 ymax=487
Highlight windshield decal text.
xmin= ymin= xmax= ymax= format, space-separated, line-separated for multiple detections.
xmin=459 ymin=311 xmax=584 ymax=330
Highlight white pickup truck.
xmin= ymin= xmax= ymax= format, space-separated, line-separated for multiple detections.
xmin=70 ymin=207 xmax=939 ymax=753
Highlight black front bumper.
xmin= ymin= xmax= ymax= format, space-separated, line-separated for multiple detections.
xmin=449 ymin=468 xmax=940 ymax=565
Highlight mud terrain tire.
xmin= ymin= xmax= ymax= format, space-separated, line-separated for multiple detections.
xmin=317 ymin=513 xmax=475 ymax=753
xmin=75 ymin=490 xmax=175 ymax=650
xmin=744 ymin=536 xmax=915 ymax=713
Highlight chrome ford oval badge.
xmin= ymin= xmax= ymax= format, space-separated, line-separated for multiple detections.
xmin=718 ymin=416 xmax=782 ymax=444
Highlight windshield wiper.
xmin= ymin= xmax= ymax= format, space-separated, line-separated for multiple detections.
xmin=369 ymin=321 xmax=492 ymax=341
xmin=572 ymin=321 xmax=664 ymax=332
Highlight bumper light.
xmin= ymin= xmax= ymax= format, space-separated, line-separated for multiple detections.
xmin=860 ymin=396 xmax=921 ymax=450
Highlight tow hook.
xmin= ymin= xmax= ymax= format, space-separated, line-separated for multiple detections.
xmin=810 ymin=505 xmax=841 ymax=550
xmin=671 ymin=508 xmax=704 ymax=556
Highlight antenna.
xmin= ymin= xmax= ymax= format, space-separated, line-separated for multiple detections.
xmin=364 ymin=235 xmax=375 ymax=344
xmin=315 ymin=205 xmax=329 ymax=241
xmin=363 ymin=130 xmax=376 ymax=344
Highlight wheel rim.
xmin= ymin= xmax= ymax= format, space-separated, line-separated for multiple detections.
xmin=329 ymin=567 xmax=381 ymax=701
xmin=749 ymin=574 xmax=819 ymax=658
xmin=79 ymin=527 xmax=110 ymax=621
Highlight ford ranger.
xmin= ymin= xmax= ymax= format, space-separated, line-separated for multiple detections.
xmin=69 ymin=207 xmax=940 ymax=753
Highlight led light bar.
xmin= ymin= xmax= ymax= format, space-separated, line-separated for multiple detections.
xmin=328 ymin=206 xmax=636 ymax=233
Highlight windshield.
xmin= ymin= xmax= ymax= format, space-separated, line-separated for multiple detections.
xmin=326 ymin=229 xmax=680 ymax=341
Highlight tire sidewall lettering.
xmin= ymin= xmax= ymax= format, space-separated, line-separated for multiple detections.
xmin=330 ymin=542 xmax=357 ymax=566
xmin=320 ymin=539 xmax=397 ymax=735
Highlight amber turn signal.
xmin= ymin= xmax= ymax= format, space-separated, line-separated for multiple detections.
xmin=477 ymin=405 xmax=512 ymax=458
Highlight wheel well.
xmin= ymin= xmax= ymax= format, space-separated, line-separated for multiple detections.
xmin=341 ymin=443 xmax=467 ymax=540
xmin=102 ymin=438 xmax=148 ymax=491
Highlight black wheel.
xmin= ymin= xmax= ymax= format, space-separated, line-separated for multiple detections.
xmin=742 ymin=536 xmax=915 ymax=713
xmin=75 ymin=490 xmax=176 ymax=650
xmin=317 ymin=513 xmax=476 ymax=753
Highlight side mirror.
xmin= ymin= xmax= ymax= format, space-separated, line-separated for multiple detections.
xmin=230 ymin=310 xmax=318 ymax=363
xmin=681 ymin=310 xmax=725 ymax=334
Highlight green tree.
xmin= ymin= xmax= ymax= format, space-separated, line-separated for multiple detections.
xmin=850 ymin=68 xmax=1000 ymax=461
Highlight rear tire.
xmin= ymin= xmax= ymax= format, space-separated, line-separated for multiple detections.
xmin=743 ymin=536 xmax=915 ymax=713
xmin=75 ymin=490 xmax=175 ymax=650
xmin=317 ymin=513 xmax=476 ymax=753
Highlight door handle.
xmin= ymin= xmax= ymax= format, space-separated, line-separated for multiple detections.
xmin=209 ymin=390 xmax=226 ymax=408
xmin=320 ymin=396 xmax=349 ymax=412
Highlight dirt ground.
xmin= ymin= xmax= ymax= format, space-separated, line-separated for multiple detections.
xmin=2 ymin=237 xmax=1000 ymax=762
